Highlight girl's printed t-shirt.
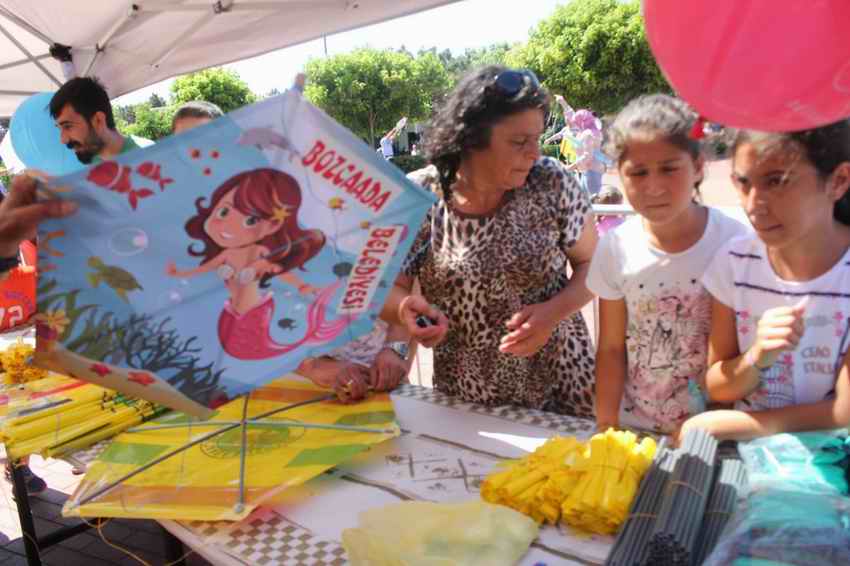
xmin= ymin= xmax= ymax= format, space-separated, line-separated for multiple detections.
xmin=587 ymin=208 xmax=748 ymax=432
xmin=702 ymin=234 xmax=850 ymax=411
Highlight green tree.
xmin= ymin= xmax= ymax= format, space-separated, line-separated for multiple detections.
xmin=119 ymin=103 xmax=174 ymax=141
xmin=506 ymin=0 xmax=670 ymax=114
xmin=170 ymin=68 xmax=256 ymax=113
xmin=304 ymin=48 xmax=450 ymax=146
xmin=425 ymin=43 xmax=513 ymax=81
xmin=148 ymin=92 xmax=167 ymax=108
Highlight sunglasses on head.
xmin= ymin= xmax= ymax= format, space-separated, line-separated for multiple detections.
xmin=492 ymin=70 xmax=541 ymax=98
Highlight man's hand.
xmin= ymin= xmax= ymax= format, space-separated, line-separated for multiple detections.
xmin=0 ymin=175 xmax=77 ymax=258
xmin=369 ymin=348 xmax=407 ymax=392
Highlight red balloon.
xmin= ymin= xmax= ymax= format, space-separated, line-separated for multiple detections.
xmin=643 ymin=0 xmax=850 ymax=131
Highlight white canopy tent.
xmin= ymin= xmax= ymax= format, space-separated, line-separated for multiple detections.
xmin=0 ymin=0 xmax=462 ymax=117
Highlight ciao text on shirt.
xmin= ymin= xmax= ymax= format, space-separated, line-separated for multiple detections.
xmin=339 ymin=226 xmax=405 ymax=315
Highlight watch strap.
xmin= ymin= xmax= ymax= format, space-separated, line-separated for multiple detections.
xmin=385 ymin=341 xmax=410 ymax=361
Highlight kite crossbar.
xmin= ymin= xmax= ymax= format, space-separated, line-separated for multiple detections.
xmin=69 ymin=393 xmax=335 ymax=510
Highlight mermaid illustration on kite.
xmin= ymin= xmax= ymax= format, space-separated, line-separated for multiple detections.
xmin=166 ymin=168 xmax=349 ymax=360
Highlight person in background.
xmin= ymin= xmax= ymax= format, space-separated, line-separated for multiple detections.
xmin=679 ymin=120 xmax=850 ymax=441
xmin=171 ymin=101 xmax=223 ymax=134
xmin=591 ymin=186 xmax=626 ymax=235
xmin=49 ymin=77 xmax=139 ymax=164
xmin=379 ymin=123 xmax=402 ymax=161
xmin=587 ymin=94 xmax=748 ymax=434
xmin=381 ymin=66 xmax=599 ymax=417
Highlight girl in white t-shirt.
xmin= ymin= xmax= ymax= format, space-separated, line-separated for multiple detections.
xmin=680 ymin=120 xmax=850 ymax=441
xmin=587 ymin=95 xmax=748 ymax=433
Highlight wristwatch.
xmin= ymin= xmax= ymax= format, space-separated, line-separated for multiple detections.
xmin=384 ymin=341 xmax=410 ymax=361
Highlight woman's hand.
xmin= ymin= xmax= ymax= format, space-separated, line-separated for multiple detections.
xmin=749 ymin=301 xmax=807 ymax=369
xmin=398 ymin=295 xmax=448 ymax=348
xmin=499 ymin=302 xmax=560 ymax=357
xmin=333 ymin=363 xmax=371 ymax=403
xmin=369 ymin=348 xmax=408 ymax=392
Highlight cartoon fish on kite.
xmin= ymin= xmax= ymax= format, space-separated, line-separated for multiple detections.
xmin=86 ymin=160 xmax=173 ymax=210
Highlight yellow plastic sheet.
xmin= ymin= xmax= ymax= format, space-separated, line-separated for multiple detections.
xmin=64 ymin=376 xmax=400 ymax=522
xmin=342 ymin=501 xmax=539 ymax=566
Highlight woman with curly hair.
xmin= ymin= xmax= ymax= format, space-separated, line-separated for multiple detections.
xmin=381 ymin=66 xmax=599 ymax=417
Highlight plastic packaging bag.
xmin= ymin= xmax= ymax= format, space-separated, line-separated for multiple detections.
xmin=702 ymin=490 xmax=850 ymax=566
xmin=736 ymin=432 xmax=850 ymax=496
xmin=704 ymin=432 xmax=850 ymax=565
xmin=342 ymin=501 xmax=539 ymax=566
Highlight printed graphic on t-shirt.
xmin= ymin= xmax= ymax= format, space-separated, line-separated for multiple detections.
xmin=624 ymin=282 xmax=710 ymax=426
xmin=738 ymin=308 xmax=850 ymax=411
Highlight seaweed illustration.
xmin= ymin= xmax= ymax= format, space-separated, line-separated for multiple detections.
xmin=37 ymin=276 xmax=228 ymax=406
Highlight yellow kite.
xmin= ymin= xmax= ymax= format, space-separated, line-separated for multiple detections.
xmin=64 ymin=375 xmax=400 ymax=522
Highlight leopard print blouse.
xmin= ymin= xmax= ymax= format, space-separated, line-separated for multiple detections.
xmin=404 ymin=157 xmax=596 ymax=417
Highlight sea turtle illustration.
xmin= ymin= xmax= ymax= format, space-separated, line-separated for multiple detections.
xmin=87 ymin=256 xmax=143 ymax=302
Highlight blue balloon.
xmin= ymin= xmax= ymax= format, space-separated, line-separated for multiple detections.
xmin=10 ymin=92 xmax=85 ymax=176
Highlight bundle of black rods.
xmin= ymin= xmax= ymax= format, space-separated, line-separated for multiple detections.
xmin=605 ymin=438 xmax=679 ymax=566
xmin=693 ymin=458 xmax=747 ymax=565
xmin=643 ymin=427 xmax=718 ymax=566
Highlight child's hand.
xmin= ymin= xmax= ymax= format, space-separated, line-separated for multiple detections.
xmin=750 ymin=300 xmax=807 ymax=368
xmin=165 ymin=261 xmax=178 ymax=277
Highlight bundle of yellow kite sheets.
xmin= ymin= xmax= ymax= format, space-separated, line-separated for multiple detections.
xmin=64 ymin=376 xmax=400 ymax=522
xmin=0 ymin=373 xmax=87 ymax=421
xmin=481 ymin=430 xmax=656 ymax=535
xmin=1 ymin=377 xmax=164 ymax=460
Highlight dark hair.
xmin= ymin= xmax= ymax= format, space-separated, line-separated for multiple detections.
xmin=49 ymin=77 xmax=115 ymax=130
xmin=606 ymin=94 xmax=704 ymax=193
xmin=732 ymin=120 xmax=850 ymax=226
xmin=422 ymin=65 xmax=550 ymax=200
xmin=185 ymin=168 xmax=325 ymax=288
xmin=172 ymin=101 xmax=223 ymax=130
xmin=591 ymin=186 xmax=623 ymax=205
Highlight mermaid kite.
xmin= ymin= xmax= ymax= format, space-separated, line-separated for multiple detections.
xmin=166 ymin=168 xmax=349 ymax=360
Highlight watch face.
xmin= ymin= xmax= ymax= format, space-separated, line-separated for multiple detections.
xmin=390 ymin=342 xmax=409 ymax=360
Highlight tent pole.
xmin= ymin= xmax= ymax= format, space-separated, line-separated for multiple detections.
xmin=0 ymin=22 xmax=61 ymax=87
xmin=0 ymin=6 xmax=53 ymax=44
xmin=148 ymin=0 xmax=236 ymax=69
xmin=82 ymin=4 xmax=140 ymax=78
